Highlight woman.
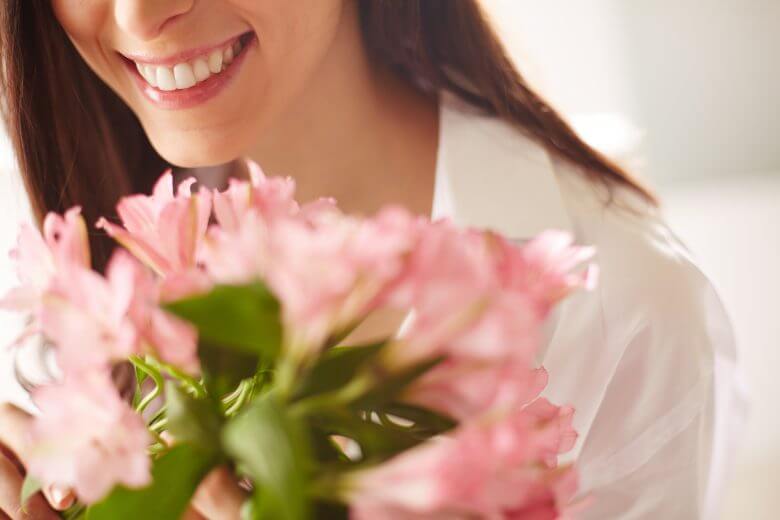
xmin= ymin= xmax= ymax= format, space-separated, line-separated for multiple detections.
xmin=0 ymin=1 xmax=744 ymax=519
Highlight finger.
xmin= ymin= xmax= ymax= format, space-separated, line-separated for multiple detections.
xmin=0 ymin=453 xmax=58 ymax=520
xmin=0 ymin=405 xmax=31 ymax=463
xmin=181 ymin=506 xmax=208 ymax=520
xmin=0 ymin=404 xmax=75 ymax=511
xmin=191 ymin=466 xmax=247 ymax=520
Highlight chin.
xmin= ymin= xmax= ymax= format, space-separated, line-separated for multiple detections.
xmin=146 ymin=129 xmax=247 ymax=169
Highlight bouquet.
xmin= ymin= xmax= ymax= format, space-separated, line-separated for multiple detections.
xmin=1 ymin=161 xmax=596 ymax=519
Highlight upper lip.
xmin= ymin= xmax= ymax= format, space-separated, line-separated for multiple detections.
xmin=118 ymin=31 xmax=250 ymax=66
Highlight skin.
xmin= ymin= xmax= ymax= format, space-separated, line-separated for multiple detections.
xmin=1 ymin=0 xmax=439 ymax=518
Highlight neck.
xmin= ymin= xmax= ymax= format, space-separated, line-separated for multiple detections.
xmin=244 ymin=2 xmax=439 ymax=218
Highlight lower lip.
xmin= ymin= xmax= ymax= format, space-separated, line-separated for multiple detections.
xmin=125 ymin=34 xmax=256 ymax=110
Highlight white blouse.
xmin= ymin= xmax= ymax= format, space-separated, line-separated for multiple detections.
xmin=433 ymin=92 xmax=747 ymax=519
xmin=0 ymin=92 xmax=747 ymax=519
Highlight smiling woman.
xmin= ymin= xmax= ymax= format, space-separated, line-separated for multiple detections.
xmin=0 ymin=1 xmax=742 ymax=519
xmin=1 ymin=0 xmax=652 ymax=268
xmin=123 ymin=32 xmax=253 ymax=107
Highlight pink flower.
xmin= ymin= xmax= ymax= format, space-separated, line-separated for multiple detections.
xmin=385 ymin=226 xmax=595 ymax=369
xmin=97 ymin=170 xmax=212 ymax=276
xmin=403 ymin=363 xmax=549 ymax=422
xmin=384 ymin=221 xmax=498 ymax=366
xmin=27 ymin=372 xmax=151 ymax=504
xmin=212 ymin=160 xmax=298 ymax=231
xmin=203 ymin=199 xmax=419 ymax=356
xmin=497 ymin=230 xmax=597 ymax=316
xmin=40 ymin=254 xmax=139 ymax=374
xmin=201 ymin=209 xmax=273 ymax=286
xmin=265 ymin=206 xmax=419 ymax=356
xmin=348 ymin=400 xmax=579 ymax=519
xmin=114 ymin=251 xmax=199 ymax=373
xmin=40 ymin=250 xmax=198 ymax=375
xmin=0 ymin=207 xmax=90 ymax=314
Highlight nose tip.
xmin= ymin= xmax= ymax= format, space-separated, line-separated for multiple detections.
xmin=114 ymin=0 xmax=194 ymax=41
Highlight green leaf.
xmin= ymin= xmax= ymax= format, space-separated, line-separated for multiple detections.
xmin=380 ymin=403 xmax=456 ymax=437
xmin=354 ymin=356 xmax=444 ymax=409
xmin=62 ymin=504 xmax=87 ymax=520
xmin=308 ymin=410 xmax=422 ymax=463
xmin=19 ymin=474 xmax=41 ymax=512
xmin=165 ymin=381 xmax=223 ymax=451
xmin=86 ymin=444 xmax=218 ymax=520
xmin=198 ymin=340 xmax=262 ymax=399
xmin=222 ymin=396 xmax=311 ymax=520
xmin=165 ymin=282 xmax=282 ymax=360
xmin=131 ymin=364 xmax=149 ymax=409
xmin=312 ymin=501 xmax=349 ymax=520
xmin=294 ymin=341 xmax=386 ymax=400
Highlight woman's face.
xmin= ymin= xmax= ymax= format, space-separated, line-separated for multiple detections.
xmin=52 ymin=0 xmax=348 ymax=167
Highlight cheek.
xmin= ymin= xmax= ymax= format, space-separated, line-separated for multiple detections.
xmin=233 ymin=0 xmax=345 ymax=92
xmin=51 ymin=0 xmax=109 ymax=42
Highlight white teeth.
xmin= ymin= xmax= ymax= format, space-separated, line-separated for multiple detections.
xmin=173 ymin=63 xmax=196 ymax=89
xmin=156 ymin=67 xmax=176 ymax=91
xmin=143 ymin=65 xmax=158 ymax=87
xmin=193 ymin=59 xmax=211 ymax=82
xmin=208 ymin=50 xmax=223 ymax=73
xmin=134 ymin=37 xmax=246 ymax=91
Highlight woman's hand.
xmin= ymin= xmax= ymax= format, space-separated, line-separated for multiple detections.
xmin=0 ymin=403 xmax=70 ymax=519
xmin=0 ymin=403 xmax=246 ymax=520
xmin=189 ymin=466 xmax=248 ymax=520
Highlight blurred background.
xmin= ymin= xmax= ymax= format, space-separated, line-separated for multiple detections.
xmin=0 ymin=1 xmax=777 ymax=518
xmin=482 ymin=0 xmax=779 ymax=517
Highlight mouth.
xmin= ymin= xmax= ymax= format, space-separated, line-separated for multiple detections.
xmin=120 ymin=31 xmax=256 ymax=109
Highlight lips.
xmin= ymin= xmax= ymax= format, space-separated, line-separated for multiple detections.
xmin=121 ymin=31 xmax=256 ymax=109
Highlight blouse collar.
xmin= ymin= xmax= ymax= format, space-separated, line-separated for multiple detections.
xmin=431 ymin=91 xmax=574 ymax=239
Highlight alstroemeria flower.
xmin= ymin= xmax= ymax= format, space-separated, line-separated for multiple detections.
xmin=114 ymin=251 xmax=200 ymax=374
xmin=383 ymin=221 xmax=498 ymax=366
xmin=97 ymin=170 xmax=211 ymax=276
xmin=265 ymin=205 xmax=419 ymax=356
xmin=27 ymin=372 xmax=151 ymax=504
xmin=40 ymin=250 xmax=199 ymax=375
xmin=40 ymin=253 xmax=140 ymax=374
xmin=497 ymin=230 xmax=598 ymax=315
xmin=212 ymin=160 xmax=298 ymax=231
xmin=385 ymin=226 xmax=595 ymax=369
xmin=347 ymin=399 xmax=579 ymax=519
xmin=403 ymin=363 xmax=550 ymax=422
xmin=0 ymin=207 xmax=90 ymax=315
xmin=204 ymin=196 xmax=419 ymax=356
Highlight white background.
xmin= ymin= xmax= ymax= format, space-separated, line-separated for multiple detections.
xmin=483 ymin=1 xmax=779 ymax=517
xmin=1 ymin=2 xmax=778 ymax=517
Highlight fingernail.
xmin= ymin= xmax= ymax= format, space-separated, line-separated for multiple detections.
xmin=49 ymin=484 xmax=74 ymax=508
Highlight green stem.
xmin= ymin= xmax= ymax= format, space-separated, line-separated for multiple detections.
xmin=274 ymin=355 xmax=299 ymax=400
xmin=225 ymin=378 xmax=256 ymax=417
xmin=290 ymin=371 xmax=374 ymax=418
xmin=145 ymin=357 xmax=207 ymax=399
xmin=129 ymin=355 xmax=164 ymax=414
xmin=149 ymin=417 xmax=169 ymax=433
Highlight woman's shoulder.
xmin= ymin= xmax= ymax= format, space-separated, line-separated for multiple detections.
xmin=551 ymin=154 xmax=730 ymax=345
xmin=439 ymin=94 xmax=728 ymax=336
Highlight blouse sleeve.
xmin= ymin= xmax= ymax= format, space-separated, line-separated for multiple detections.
xmin=537 ymin=213 xmax=749 ymax=519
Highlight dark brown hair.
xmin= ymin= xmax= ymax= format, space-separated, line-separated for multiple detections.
xmin=1 ymin=0 xmax=655 ymax=270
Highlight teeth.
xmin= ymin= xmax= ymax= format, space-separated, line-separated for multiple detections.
xmin=156 ymin=67 xmax=176 ymax=91
xmin=173 ymin=63 xmax=196 ymax=89
xmin=134 ymin=37 xmax=246 ymax=91
xmin=143 ymin=65 xmax=158 ymax=87
xmin=208 ymin=50 xmax=223 ymax=74
xmin=193 ymin=59 xmax=211 ymax=82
